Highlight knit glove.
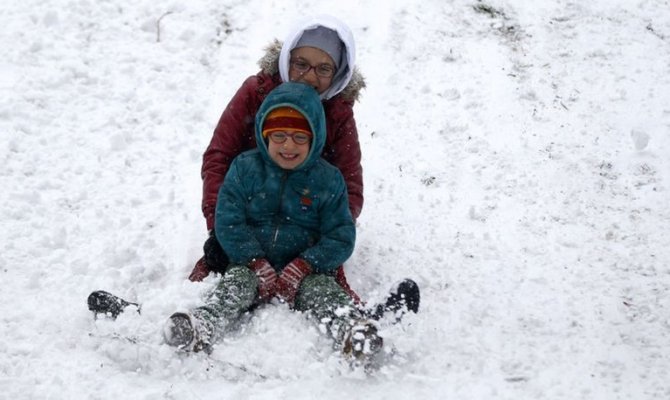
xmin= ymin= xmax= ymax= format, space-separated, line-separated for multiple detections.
xmin=249 ymin=258 xmax=278 ymax=302
xmin=276 ymin=258 xmax=312 ymax=304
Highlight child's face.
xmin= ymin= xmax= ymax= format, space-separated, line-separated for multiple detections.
xmin=267 ymin=129 xmax=311 ymax=170
xmin=289 ymin=47 xmax=335 ymax=95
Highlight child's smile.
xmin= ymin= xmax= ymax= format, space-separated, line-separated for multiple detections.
xmin=268 ymin=132 xmax=310 ymax=170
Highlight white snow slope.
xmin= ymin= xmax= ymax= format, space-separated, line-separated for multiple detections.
xmin=1 ymin=0 xmax=669 ymax=399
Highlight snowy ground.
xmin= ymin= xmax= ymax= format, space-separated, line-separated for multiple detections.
xmin=1 ymin=0 xmax=669 ymax=398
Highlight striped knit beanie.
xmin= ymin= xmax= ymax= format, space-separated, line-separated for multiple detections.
xmin=262 ymin=107 xmax=312 ymax=138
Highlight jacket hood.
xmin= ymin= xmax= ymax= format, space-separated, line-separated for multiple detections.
xmin=257 ymin=15 xmax=365 ymax=102
xmin=255 ymin=82 xmax=326 ymax=171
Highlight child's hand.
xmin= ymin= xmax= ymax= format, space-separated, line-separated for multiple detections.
xmin=249 ymin=258 xmax=278 ymax=302
xmin=276 ymin=258 xmax=312 ymax=304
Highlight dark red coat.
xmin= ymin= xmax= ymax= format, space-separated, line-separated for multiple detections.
xmin=201 ymin=71 xmax=364 ymax=230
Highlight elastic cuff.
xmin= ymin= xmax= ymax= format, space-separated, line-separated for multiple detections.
xmin=249 ymin=257 xmax=271 ymax=272
xmin=290 ymin=258 xmax=312 ymax=275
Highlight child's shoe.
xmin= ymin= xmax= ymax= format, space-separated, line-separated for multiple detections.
xmin=342 ymin=320 xmax=384 ymax=368
xmin=163 ymin=312 xmax=212 ymax=353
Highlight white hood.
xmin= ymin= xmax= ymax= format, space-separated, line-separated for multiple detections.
xmin=279 ymin=15 xmax=356 ymax=100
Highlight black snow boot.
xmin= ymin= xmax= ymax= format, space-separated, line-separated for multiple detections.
xmin=368 ymin=279 xmax=420 ymax=322
xmin=87 ymin=290 xmax=140 ymax=319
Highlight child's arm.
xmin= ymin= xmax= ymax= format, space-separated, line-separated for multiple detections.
xmin=214 ymin=158 xmax=265 ymax=264
xmin=300 ymin=171 xmax=356 ymax=273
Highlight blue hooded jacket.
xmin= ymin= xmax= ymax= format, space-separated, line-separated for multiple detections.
xmin=214 ymin=82 xmax=355 ymax=273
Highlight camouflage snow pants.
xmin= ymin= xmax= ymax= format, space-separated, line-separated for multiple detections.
xmin=194 ymin=265 xmax=360 ymax=344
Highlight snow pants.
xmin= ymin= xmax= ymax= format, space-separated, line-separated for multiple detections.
xmin=194 ymin=265 xmax=360 ymax=344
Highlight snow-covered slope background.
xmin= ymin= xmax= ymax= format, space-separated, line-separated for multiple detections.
xmin=1 ymin=0 xmax=668 ymax=398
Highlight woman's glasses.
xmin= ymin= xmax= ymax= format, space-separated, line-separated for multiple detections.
xmin=268 ymin=131 xmax=312 ymax=145
xmin=290 ymin=59 xmax=336 ymax=78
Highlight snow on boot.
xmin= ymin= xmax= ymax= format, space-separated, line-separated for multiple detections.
xmin=342 ymin=320 xmax=384 ymax=369
xmin=369 ymin=278 xmax=420 ymax=322
xmin=87 ymin=290 xmax=140 ymax=319
xmin=162 ymin=312 xmax=212 ymax=353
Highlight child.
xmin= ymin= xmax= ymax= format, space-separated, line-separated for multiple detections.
xmin=164 ymin=82 xmax=382 ymax=365
xmin=190 ymin=16 xmax=366 ymax=302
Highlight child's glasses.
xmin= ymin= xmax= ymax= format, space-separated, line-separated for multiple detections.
xmin=268 ymin=131 xmax=312 ymax=145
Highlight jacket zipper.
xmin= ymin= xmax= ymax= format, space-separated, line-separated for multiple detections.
xmin=271 ymin=171 xmax=288 ymax=249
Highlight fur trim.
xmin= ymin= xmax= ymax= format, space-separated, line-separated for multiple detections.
xmin=257 ymin=40 xmax=366 ymax=103
xmin=258 ymin=39 xmax=283 ymax=76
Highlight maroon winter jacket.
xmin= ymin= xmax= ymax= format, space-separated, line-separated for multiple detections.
xmin=201 ymin=56 xmax=365 ymax=230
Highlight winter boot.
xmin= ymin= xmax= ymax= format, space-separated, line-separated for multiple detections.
xmin=342 ymin=320 xmax=384 ymax=368
xmin=162 ymin=312 xmax=213 ymax=353
xmin=369 ymin=278 xmax=420 ymax=322
xmin=87 ymin=290 xmax=140 ymax=319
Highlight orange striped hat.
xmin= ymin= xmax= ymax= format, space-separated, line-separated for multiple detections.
xmin=262 ymin=107 xmax=312 ymax=138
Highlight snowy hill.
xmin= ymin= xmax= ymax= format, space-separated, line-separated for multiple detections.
xmin=1 ymin=0 xmax=668 ymax=399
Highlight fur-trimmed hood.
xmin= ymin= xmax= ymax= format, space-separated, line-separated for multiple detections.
xmin=255 ymin=82 xmax=327 ymax=172
xmin=257 ymin=39 xmax=366 ymax=103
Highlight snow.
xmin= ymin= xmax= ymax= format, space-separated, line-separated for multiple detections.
xmin=2 ymin=0 xmax=669 ymax=398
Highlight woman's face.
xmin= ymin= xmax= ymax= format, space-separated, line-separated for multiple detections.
xmin=288 ymin=46 xmax=335 ymax=94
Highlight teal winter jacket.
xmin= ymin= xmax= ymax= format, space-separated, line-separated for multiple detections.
xmin=214 ymin=83 xmax=355 ymax=273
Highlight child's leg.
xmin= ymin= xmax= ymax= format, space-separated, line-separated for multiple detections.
xmin=294 ymin=274 xmax=384 ymax=365
xmin=196 ymin=264 xmax=258 ymax=326
xmin=164 ymin=265 xmax=257 ymax=352
xmin=294 ymin=274 xmax=360 ymax=344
